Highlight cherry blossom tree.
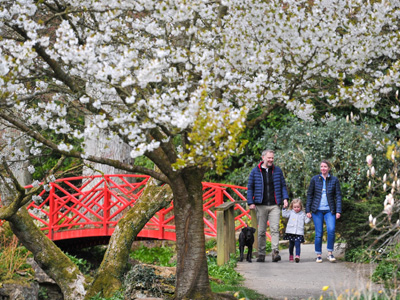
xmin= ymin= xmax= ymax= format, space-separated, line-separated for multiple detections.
xmin=1 ymin=0 xmax=400 ymax=299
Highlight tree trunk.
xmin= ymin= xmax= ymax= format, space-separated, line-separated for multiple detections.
xmin=8 ymin=208 xmax=87 ymax=300
xmin=83 ymin=116 xmax=134 ymax=179
xmin=170 ymin=169 xmax=214 ymax=299
xmin=85 ymin=182 xmax=173 ymax=299
xmin=0 ymin=127 xmax=31 ymax=198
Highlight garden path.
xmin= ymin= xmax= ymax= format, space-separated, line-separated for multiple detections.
xmin=236 ymin=243 xmax=383 ymax=300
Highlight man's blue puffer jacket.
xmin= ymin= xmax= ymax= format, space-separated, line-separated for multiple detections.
xmin=247 ymin=162 xmax=289 ymax=205
xmin=306 ymin=174 xmax=342 ymax=214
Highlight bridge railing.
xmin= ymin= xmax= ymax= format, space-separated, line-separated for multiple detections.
xmin=2 ymin=175 xmax=254 ymax=243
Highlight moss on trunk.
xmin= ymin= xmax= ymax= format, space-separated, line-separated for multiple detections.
xmin=169 ymin=169 xmax=214 ymax=299
xmin=8 ymin=208 xmax=87 ymax=300
xmin=85 ymin=183 xmax=173 ymax=299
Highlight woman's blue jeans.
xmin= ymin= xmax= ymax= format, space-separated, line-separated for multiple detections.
xmin=312 ymin=210 xmax=336 ymax=254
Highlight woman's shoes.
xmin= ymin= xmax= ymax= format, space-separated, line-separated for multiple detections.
xmin=289 ymin=255 xmax=294 ymax=262
xmin=315 ymin=254 xmax=336 ymax=263
xmin=295 ymin=255 xmax=300 ymax=263
xmin=327 ymin=254 xmax=336 ymax=262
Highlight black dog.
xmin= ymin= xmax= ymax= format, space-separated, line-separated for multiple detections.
xmin=238 ymin=226 xmax=256 ymax=262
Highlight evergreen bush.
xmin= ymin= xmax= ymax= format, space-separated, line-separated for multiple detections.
xmin=220 ymin=117 xmax=393 ymax=250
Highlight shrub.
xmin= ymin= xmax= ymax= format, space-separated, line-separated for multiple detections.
xmin=0 ymin=224 xmax=34 ymax=282
xmin=365 ymin=147 xmax=400 ymax=294
xmin=207 ymin=256 xmax=243 ymax=286
xmin=129 ymin=245 xmax=175 ymax=266
xmin=219 ymin=117 xmax=393 ymax=250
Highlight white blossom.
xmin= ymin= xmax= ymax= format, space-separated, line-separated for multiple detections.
xmin=32 ymin=195 xmax=42 ymax=205
xmin=28 ymin=165 xmax=35 ymax=174
xmin=32 ymin=180 xmax=41 ymax=188
xmin=366 ymin=155 xmax=373 ymax=166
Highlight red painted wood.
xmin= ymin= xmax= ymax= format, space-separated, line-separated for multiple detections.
xmin=1 ymin=175 xmax=266 ymax=245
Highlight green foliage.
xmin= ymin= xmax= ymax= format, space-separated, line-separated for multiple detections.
xmin=205 ymin=238 xmax=217 ymax=251
xmin=31 ymin=153 xmax=81 ymax=180
xmin=134 ymin=155 xmax=154 ymax=169
xmin=207 ymin=255 xmax=243 ymax=286
xmin=38 ymin=287 xmax=50 ymax=300
xmin=216 ymin=117 xmax=393 ymax=250
xmin=372 ymin=243 xmax=400 ymax=290
xmin=0 ymin=226 xmax=34 ymax=282
xmin=210 ymin=282 xmax=269 ymax=300
xmin=90 ymin=291 xmax=124 ymax=300
xmin=123 ymin=264 xmax=175 ymax=299
xmin=65 ymin=253 xmax=91 ymax=274
xmin=129 ymin=245 xmax=175 ymax=266
xmin=264 ymin=240 xmax=272 ymax=254
xmin=204 ymin=107 xmax=293 ymax=183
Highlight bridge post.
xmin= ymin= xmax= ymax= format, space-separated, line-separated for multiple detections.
xmin=216 ymin=202 xmax=235 ymax=266
xmin=48 ymin=183 xmax=55 ymax=240
xmin=249 ymin=207 xmax=258 ymax=256
xmin=103 ymin=177 xmax=110 ymax=236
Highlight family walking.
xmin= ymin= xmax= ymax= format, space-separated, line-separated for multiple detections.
xmin=247 ymin=149 xmax=342 ymax=263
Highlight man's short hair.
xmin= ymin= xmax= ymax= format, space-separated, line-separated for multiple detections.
xmin=261 ymin=149 xmax=274 ymax=157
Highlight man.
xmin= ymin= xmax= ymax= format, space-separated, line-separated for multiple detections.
xmin=247 ymin=149 xmax=289 ymax=262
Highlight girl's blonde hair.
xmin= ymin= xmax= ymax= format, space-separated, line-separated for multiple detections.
xmin=289 ymin=198 xmax=303 ymax=210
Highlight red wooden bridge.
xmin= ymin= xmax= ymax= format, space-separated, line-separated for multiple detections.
xmin=18 ymin=174 xmax=254 ymax=248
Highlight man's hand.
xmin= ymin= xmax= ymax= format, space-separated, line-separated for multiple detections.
xmin=249 ymin=204 xmax=256 ymax=210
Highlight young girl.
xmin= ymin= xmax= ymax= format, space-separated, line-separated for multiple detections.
xmin=282 ymin=198 xmax=311 ymax=263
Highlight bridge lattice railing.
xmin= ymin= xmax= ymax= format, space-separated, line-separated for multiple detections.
xmin=11 ymin=175 xmax=252 ymax=242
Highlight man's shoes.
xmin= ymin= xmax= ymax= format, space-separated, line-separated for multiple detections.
xmin=295 ymin=255 xmax=300 ymax=263
xmin=272 ymin=250 xmax=281 ymax=262
xmin=327 ymin=254 xmax=336 ymax=262
xmin=316 ymin=256 xmax=323 ymax=263
xmin=256 ymin=255 xmax=265 ymax=262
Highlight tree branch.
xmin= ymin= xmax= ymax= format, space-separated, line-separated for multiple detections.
xmin=246 ymin=102 xmax=283 ymax=129
xmin=0 ymin=111 xmax=170 ymax=184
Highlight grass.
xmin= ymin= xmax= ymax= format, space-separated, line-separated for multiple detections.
xmin=0 ymin=225 xmax=34 ymax=282
xmin=122 ymin=238 xmax=270 ymax=300
xmin=129 ymin=244 xmax=175 ymax=266
xmin=312 ymin=286 xmax=398 ymax=300
xmin=206 ymin=238 xmax=270 ymax=300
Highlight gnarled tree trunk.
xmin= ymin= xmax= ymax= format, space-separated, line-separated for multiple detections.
xmin=8 ymin=208 xmax=87 ymax=300
xmin=85 ymin=181 xmax=173 ymax=299
xmin=170 ymin=169 xmax=213 ymax=299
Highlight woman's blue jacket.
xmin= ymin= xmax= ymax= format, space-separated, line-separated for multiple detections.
xmin=247 ymin=162 xmax=289 ymax=205
xmin=306 ymin=174 xmax=342 ymax=214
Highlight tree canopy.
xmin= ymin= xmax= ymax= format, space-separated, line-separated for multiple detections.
xmin=1 ymin=0 xmax=400 ymax=299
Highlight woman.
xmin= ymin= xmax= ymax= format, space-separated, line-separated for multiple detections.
xmin=306 ymin=160 xmax=342 ymax=263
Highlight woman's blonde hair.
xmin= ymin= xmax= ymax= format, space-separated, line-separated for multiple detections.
xmin=289 ymin=198 xmax=304 ymax=210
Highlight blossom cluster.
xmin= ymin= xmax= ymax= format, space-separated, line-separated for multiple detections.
xmin=1 ymin=0 xmax=400 ymax=172
xmin=367 ymin=154 xmax=400 ymax=228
